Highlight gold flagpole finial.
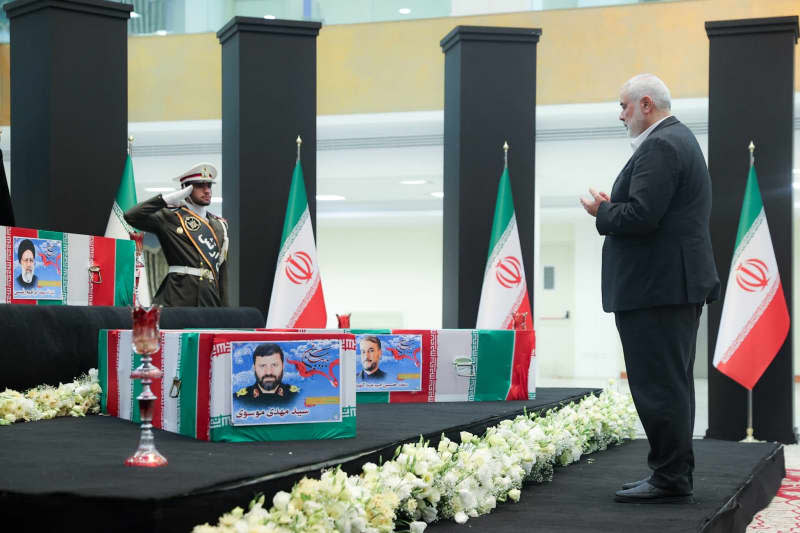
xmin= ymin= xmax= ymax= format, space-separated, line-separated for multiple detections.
xmin=296 ymin=135 xmax=302 ymax=162
xmin=127 ymin=136 xmax=134 ymax=156
xmin=503 ymin=141 xmax=509 ymax=168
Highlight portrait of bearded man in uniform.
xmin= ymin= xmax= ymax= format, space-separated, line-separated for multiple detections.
xmin=124 ymin=162 xmax=229 ymax=307
xmin=235 ymin=343 xmax=299 ymax=406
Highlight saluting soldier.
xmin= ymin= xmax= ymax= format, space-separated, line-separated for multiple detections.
xmin=124 ymin=163 xmax=229 ymax=307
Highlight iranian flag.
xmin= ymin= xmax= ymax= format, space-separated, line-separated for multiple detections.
xmin=476 ymin=166 xmax=533 ymax=330
xmin=105 ymin=154 xmax=150 ymax=306
xmin=265 ymin=159 xmax=327 ymax=328
xmin=712 ymin=157 xmax=790 ymax=390
xmin=1 ymin=225 xmax=134 ymax=306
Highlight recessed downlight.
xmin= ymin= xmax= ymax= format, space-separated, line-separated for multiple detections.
xmin=401 ymin=179 xmax=427 ymax=185
xmin=430 ymin=191 xmax=444 ymax=198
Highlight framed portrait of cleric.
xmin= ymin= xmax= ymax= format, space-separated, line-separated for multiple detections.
xmin=230 ymin=339 xmax=342 ymax=426
xmin=355 ymin=334 xmax=422 ymax=392
xmin=12 ymin=236 xmax=63 ymax=301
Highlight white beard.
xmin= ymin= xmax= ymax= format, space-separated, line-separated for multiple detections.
xmin=21 ymin=270 xmax=33 ymax=283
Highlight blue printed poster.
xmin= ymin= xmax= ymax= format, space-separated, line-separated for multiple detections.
xmin=356 ymin=334 xmax=422 ymax=392
xmin=12 ymin=237 xmax=63 ymax=300
xmin=231 ymin=339 xmax=342 ymax=426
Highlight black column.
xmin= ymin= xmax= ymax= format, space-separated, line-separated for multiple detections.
xmin=218 ymin=17 xmax=320 ymax=314
xmin=706 ymin=17 xmax=798 ymax=443
xmin=5 ymin=0 xmax=131 ymax=235
xmin=440 ymin=26 xmax=540 ymax=328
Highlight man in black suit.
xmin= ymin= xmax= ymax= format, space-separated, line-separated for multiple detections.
xmin=581 ymin=74 xmax=720 ymax=503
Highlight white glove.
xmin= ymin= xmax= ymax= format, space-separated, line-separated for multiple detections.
xmin=162 ymin=186 xmax=192 ymax=206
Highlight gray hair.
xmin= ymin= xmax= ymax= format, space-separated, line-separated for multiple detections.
xmin=621 ymin=74 xmax=671 ymax=111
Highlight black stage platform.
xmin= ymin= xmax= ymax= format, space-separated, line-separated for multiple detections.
xmin=0 ymin=388 xmax=783 ymax=532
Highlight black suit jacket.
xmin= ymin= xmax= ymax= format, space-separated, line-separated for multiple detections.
xmin=596 ymin=116 xmax=720 ymax=312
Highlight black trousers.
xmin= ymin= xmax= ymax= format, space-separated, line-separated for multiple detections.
xmin=615 ymin=303 xmax=702 ymax=494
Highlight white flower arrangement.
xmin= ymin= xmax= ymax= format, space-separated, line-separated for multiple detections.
xmin=194 ymin=385 xmax=637 ymax=533
xmin=0 ymin=369 xmax=102 ymax=425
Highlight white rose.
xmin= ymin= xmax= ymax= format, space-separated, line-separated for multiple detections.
xmin=409 ymin=521 xmax=427 ymax=533
xmin=454 ymin=511 xmax=468 ymax=524
xmin=272 ymin=491 xmax=290 ymax=511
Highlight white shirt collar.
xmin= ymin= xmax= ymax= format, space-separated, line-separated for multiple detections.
xmin=630 ymin=115 xmax=671 ymax=151
xmin=185 ymin=199 xmax=208 ymax=219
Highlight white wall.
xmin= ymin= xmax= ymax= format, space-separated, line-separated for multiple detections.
xmin=317 ymin=214 xmax=443 ymax=329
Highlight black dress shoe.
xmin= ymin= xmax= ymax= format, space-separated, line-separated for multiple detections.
xmin=621 ymin=477 xmax=650 ymax=490
xmin=614 ymin=481 xmax=693 ymax=504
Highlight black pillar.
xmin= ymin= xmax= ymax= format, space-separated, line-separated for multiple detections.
xmin=706 ymin=17 xmax=798 ymax=443
xmin=440 ymin=26 xmax=540 ymax=328
xmin=5 ymin=0 xmax=131 ymax=235
xmin=217 ymin=17 xmax=320 ymax=314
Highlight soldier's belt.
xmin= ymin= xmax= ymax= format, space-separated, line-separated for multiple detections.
xmin=168 ymin=266 xmax=214 ymax=280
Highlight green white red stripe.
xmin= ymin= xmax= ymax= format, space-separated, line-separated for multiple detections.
xmin=99 ymin=330 xmax=209 ymax=439
xmin=348 ymin=328 xmax=534 ymax=404
xmin=105 ymin=154 xmax=151 ymax=306
xmin=1 ymin=225 xmax=134 ymax=306
xmin=476 ymin=167 xmax=533 ymax=330
xmin=266 ymin=159 xmax=327 ymax=328
xmin=712 ymin=161 xmax=790 ymax=389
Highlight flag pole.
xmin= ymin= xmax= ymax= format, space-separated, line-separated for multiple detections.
xmin=741 ymin=140 xmax=757 ymax=444
xmin=296 ymin=135 xmax=302 ymax=162
xmin=128 ymin=135 xmax=134 ymax=156
xmin=503 ymin=140 xmax=509 ymax=169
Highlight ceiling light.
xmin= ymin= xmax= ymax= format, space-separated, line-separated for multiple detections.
xmin=155 ymin=30 xmax=167 ymax=36
xmin=430 ymin=191 xmax=444 ymax=198
xmin=263 ymin=14 xmax=276 ymax=19
xmin=145 ymin=187 xmax=175 ymax=193
xmin=130 ymin=11 xmax=141 ymax=19
xmin=317 ymin=194 xmax=346 ymax=201
xmin=793 ymin=182 xmax=800 ymax=190
xmin=401 ymin=179 xmax=427 ymax=185
xmin=398 ymin=8 xmax=411 ymax=15
xmin=211 ymin=197 xmax=222 ymax=203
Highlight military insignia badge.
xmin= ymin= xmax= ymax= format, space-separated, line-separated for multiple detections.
xmin=236 ymin=387 xmax=247 ymax=397
xmin=185 ymin=216 xmax=202 ymax=232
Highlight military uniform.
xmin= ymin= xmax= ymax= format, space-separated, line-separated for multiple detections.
xmin=235 ymin=383 xmax=299 ymax=406
xmin=123 ymin=163 xmax=229 ymax=307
